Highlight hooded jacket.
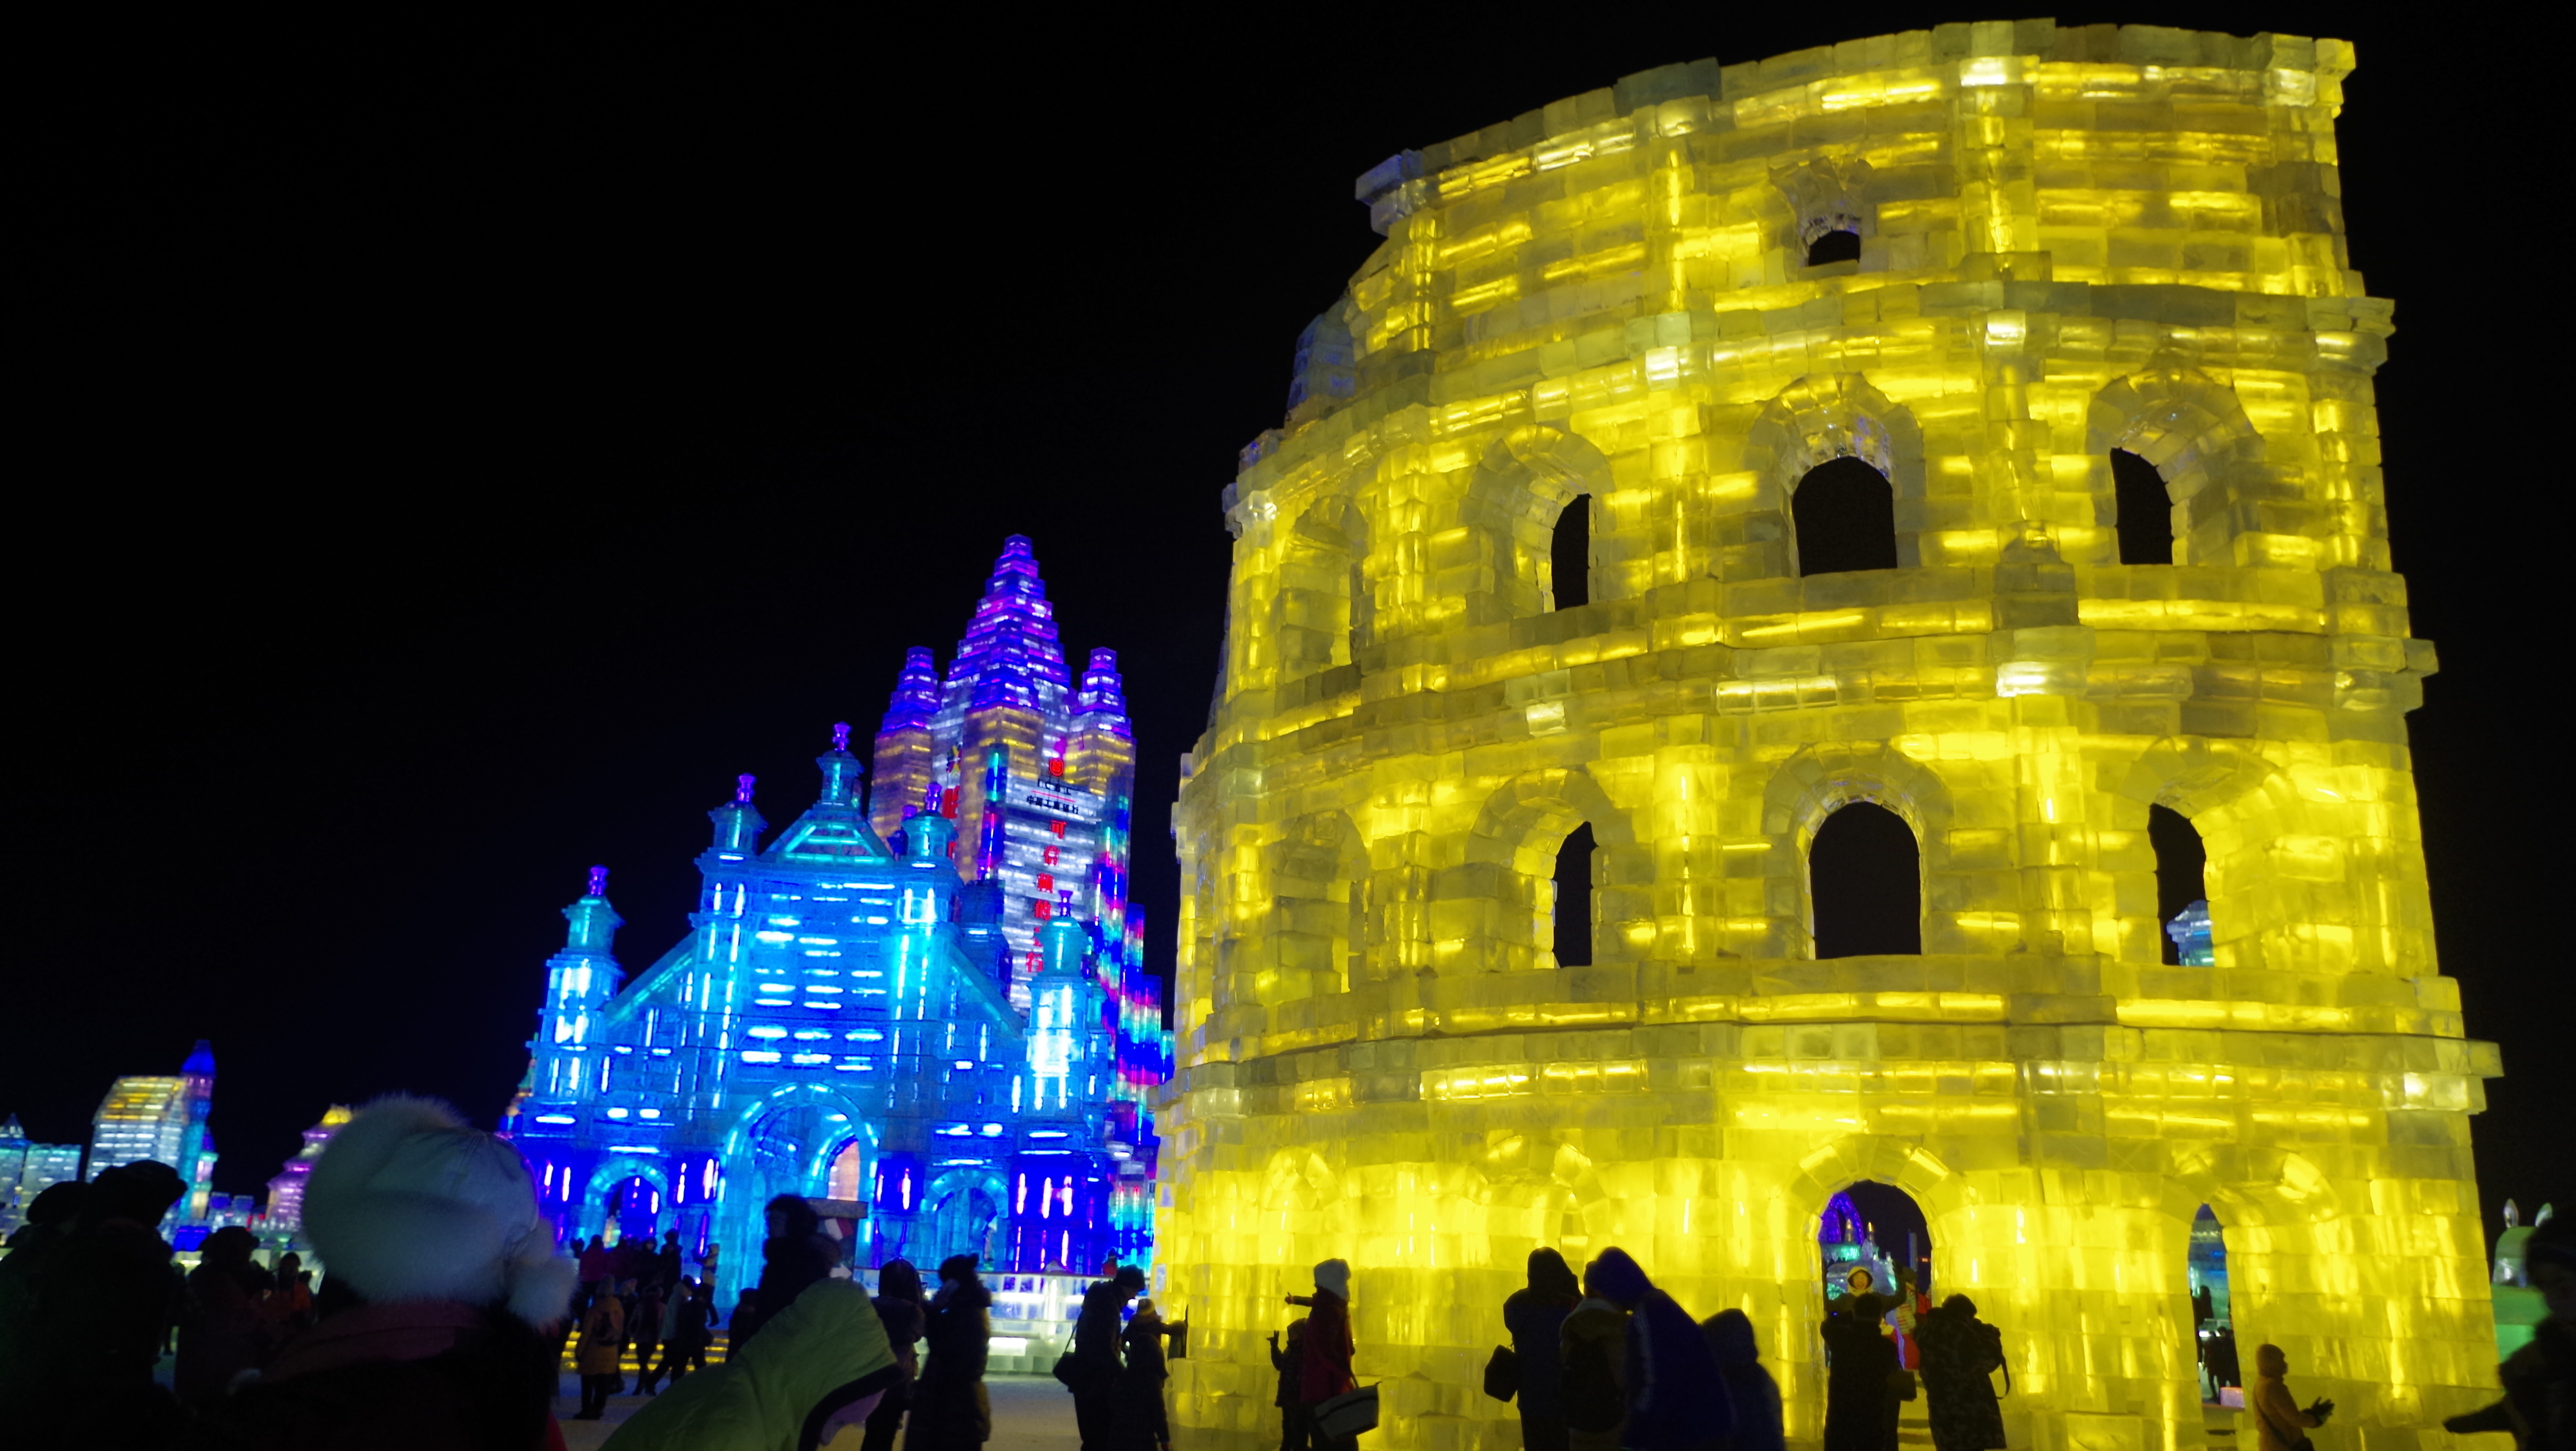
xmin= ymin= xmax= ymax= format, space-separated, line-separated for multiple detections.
xmin=1586 ymin=1248 xmax=1733 ymax=1451
xmin=1504 ymin=1249 xmax=1583 ymax=1420
xmin=1703 ymin=1310 xmax=1784 ymax=1451
xmin=1286 ymin=1260 xmax=1355 ymax=1406
xmin=605 ymin=1279 xmax=899 ymax=1451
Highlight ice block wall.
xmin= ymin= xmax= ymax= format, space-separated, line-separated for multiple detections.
xmin=1160 ymin=20 xmax=2501 ymax=1451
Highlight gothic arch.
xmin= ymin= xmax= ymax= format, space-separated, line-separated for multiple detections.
xmin=1433 ymin=766 xmax=1639 ymax=973
xmin=2086 ymin=368 xmax=2267 ymax=567
xmin=1458 ymin=425 xmax=1616 ymax=623
xmin=1741 ymin=375 xmax=1927 ymax=578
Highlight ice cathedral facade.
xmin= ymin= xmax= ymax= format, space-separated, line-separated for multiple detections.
xmin=505 ymin=538 xmax=1168 ymax=1306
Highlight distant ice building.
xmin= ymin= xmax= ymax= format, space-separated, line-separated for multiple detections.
xmin=504 ymin=537 xmax=1170 ymax=1309
xmin=0 ymin=1117 xmax=85 ymax=1236
xmin=261 ymin=1105 xmax=351 ymax=1238
xmin=87 ymin=1040 xmax=220 ymax=1227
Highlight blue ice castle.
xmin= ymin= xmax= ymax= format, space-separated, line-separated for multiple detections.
xmin=504 ymin=538 xmax=1168 ymax=1306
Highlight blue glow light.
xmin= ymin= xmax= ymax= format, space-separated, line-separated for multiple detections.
xmin=502 ymin=539 xmax=1171 ymax=1307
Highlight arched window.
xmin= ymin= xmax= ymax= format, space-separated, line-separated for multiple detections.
xmin=1551 ymin=494 xmax=1592 ymax=610
xmin=1552 ymin=822 xmax=1595 ymax=967
xmin=2150 ymin=804 xmax=2210 ymax=964
xmin=2189 ymin=1205 xmax=2240 ymax=1403
xmin=2113 ymin=448 xmax=2176 ymax=565
xmin=1793 ymin=457 xmax=1899 ymax=575
xmin=1810 ymin=801 xmax=1919 ymax=957
xmin=1807 ymin=227 xmax=1861 ymax=266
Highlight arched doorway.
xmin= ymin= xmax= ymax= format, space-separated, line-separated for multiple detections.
xmin=1818 ymin=1181 xmax=1934 ymax=1445
xmin=2189 ymin=1205 xmax=2240 ymax=1403
xmin=604 ymin=1174 xmax=662 ymax=1247
xmin=919 ymin=1168 xmax=1007 ymax=1269
xmin=712 ymin=1090 xmax=870 ymax=1304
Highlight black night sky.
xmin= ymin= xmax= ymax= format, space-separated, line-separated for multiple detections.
xmin=13 ymin=8 xmax=2567 ymax=1242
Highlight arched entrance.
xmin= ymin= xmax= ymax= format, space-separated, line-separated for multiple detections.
xmin=1817 ymin=1180 xmax=1934 ymax=1447
xmin=711 ymin=1088 xmax=872 ymax=1305
xmin=918 ymin=1167 xmax=1007 ymax=1269
xmin=604 ymin=1174 xmax=662 ymax=1247
xmin=2190 ymin=1205 xmax=2240 ymax=1403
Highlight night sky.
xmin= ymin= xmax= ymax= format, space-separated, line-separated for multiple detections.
xmin=14 ymin=8 xmax=2566 ymax=1241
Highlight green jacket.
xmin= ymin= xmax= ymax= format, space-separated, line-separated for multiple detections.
xmin=606 ymin=1278 xmax=899 ymax=1451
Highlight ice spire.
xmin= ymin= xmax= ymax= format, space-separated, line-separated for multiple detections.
xmin=565 ymin=866 xmax=622 ymax=951
xmin=944 ymin=536 xmax=1072 ymax=717
xmin=709 ymin=774 xmax=765 ymax=856
xmin=1074 ymin=648 xmax=1132 ymax=738
xmin=882 ymin=648 xmax=941 ymax=732
xmin=817 ymin=722 xmax=862 ymax=807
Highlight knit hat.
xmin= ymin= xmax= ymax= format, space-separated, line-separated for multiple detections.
xmin=1314 ymin=1258 xmax=1351 ymax=1300
xmin=302 ymin=1095 xmax=576 ymax=1327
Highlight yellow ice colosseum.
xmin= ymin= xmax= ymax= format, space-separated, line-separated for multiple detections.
xmin=1162 ymin=20 xmax=2501 ymax=1451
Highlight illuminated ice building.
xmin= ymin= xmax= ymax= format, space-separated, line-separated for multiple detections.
xmin=1160 ymin=23 xmax=2503 ymax=1451
xmin=507 ymin=537 xmax=1169 ymax=1307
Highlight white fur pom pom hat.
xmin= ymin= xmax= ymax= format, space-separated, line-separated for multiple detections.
xmin=304 ymin=1095 xmax=578 ymax=1327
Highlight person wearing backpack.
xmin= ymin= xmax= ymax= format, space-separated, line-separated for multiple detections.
xmin=1560 ymin=1268 xmax=1630 ymax=1451
xmin=1581 ymin=1247 xmax=1731 ymax=1451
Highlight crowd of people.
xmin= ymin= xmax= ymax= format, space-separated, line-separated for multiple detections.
xmin=0 ymin=1097 xmax=901 ymax=1449
xmin=2 ymin=1097 xmax=2569 ymax=1451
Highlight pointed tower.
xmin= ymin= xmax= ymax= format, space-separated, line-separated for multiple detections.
xmin=869 ymin=537 xmax=1152 ymax=1012
xmin=870 ymin=647 xmax=945 ymax=844
xmin=176 ymin=1040 xmax=217 ymax=1224
xmin=534 ymin=866 xmax=624 ymax=1099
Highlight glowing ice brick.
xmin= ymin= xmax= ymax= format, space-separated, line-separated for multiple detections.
xmin=1160 ymin=22 xmax=2500 ymax=1451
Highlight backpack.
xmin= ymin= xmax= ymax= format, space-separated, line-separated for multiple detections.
xmin=1563 ymin=1331 xmax=1623 ymax=1432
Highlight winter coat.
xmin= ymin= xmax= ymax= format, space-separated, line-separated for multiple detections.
xmin=1072 ymin=1279 xmax=1132 ymax=1392
xmin=176 ymin=1259 xmax=273 ymax=1405
xmin=1560 ymin=1298 xmax=1631 ymax=1451
xmin=2252 ymin=1373 xmax=2322 ymax=1451
xmin=1822 ymin=1309 xmax=1895 ymax=1451
xmin=1580 ymin=1248 xmax=1730 ymax=1451
xmin=1113 ymin=1312 xmax=1172 ymax=1450
xmin=876 ymin=1296 xmax=927 ymax=1406
xmin=634 ymin=1288 xmax=665 ymax=1350
xmin=1614 ymin=1282 xmax=1731 ymax=1451
xmin=908 ymin=1275 xmax=995 ymax=1451
xmin=577 ymin=1294 xmax=627 ymax=1375
xmin=1915 ymin=1305 xmax=2005 ymax=1451
xmin=0 ymin=1205 xmax=187 ymax=1449
xmin=1702 ymin=1311 xmax=1783 ymax=1451
xmin=1504 ymin=1249 xmax=1582 ymax=1421
xmin=736 ymin=1199 xmax=842 ymax=1351
xmin=185 ymin=1298 xmax=559 ymax=1451
xmin=1272 ymin=1322 xmax=1308 ymax=1408
xmin=1286 ymin=1287 xmax=1354 ymax=1404
xmin=604 ymin=1279 xmax=899 ymax=1451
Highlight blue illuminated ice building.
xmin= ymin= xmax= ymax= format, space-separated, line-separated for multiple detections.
xmin=504 ymin=538 xmax=1169 ymax=1307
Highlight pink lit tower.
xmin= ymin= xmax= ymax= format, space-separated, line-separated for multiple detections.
xmin=870 ymin=536 xmax=1168 ymax=1183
